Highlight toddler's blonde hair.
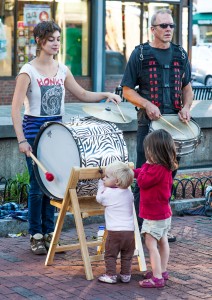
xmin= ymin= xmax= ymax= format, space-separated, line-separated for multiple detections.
xmin=105 ymin=161 xmax=134 ymax=189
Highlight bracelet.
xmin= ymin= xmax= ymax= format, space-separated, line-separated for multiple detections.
xmin=18 ymin=139 xmax=27 ymax=145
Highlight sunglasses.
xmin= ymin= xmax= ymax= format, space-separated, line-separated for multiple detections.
xmin=152 ymin=23 xmax=176 ymax=29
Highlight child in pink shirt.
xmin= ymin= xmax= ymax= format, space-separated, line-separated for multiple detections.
xmin=134 ymin=129 xmax=178 ymax=288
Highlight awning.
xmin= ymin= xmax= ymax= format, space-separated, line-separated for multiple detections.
xmin=193 ymin=13 xmax=212 ymax=25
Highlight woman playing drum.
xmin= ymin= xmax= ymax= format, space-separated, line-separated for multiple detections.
xmin=11 ymin=20 xmax=121 ymax=255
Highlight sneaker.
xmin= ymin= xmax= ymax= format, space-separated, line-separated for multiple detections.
xmin=120 ymin=274 xmax=131 ymax=283
xmin=43 ymin=232 xmax=54 ymax=249
xmin=30 ymin=233 xmax=47 ymax=255
xmin=44 ymin=232 xmax=61 ymax=250
xmin=98 ymin=274 xmax=117 ymax=284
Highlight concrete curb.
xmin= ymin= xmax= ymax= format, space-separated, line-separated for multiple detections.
xmin=0 ymin=198 xmax=205 ymax=237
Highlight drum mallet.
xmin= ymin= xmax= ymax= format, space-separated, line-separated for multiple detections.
xmin=30 ymin=152 xmax=54 ymax=182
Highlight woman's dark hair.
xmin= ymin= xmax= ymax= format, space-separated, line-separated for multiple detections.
xmin=143 ymin=129 xmax=178 ymax=171
xmin=33 ymin=20 xmax=61 ymax=46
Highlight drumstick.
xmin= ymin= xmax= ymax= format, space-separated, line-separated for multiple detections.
xmin=185 ymin=121 xmax=195 ymax=137
xmin=30 ymin=152 xmax=54 ymax=182
xmin=160 ymin=116 xmax=186 ymax=136
xmin=116 ymin=104 xmax=126 ymax=122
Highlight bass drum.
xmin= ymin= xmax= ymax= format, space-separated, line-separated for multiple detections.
xmin=33 ymin=117 xmax=128 ymax=200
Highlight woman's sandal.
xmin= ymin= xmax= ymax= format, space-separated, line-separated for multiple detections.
xmin=143 ymin=271 xmax=169 ymax=281
xmin=139 ymin=276 xmax=165 ymax=288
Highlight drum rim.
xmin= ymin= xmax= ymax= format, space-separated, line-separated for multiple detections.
xmin=33 ymin=121 xmax=66 ymax=200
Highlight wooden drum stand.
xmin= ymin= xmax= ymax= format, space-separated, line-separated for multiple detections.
xmin=45 ymin=163 xmax=146 ymax=280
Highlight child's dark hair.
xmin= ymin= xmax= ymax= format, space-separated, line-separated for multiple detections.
xmin=144 ymin=129 xmax=178 ymax=171
xmin=33 ymin=21 xmax=61 ymax=46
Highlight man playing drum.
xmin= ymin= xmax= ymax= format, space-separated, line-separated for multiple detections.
xmin=121 ymin=8 xmax=193 ymax=241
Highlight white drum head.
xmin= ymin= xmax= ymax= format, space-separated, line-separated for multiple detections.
xmin=34 ymin=122 xmax=80 ymax=199
xmin=151 ymin=115 xmax=200 ymax=140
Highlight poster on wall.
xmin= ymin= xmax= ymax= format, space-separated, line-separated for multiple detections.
xmin=23 ymin=4 xmax=51 ymax=26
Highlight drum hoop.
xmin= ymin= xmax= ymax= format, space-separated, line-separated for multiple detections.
xmin=33 ymin=121 xmax=63 ymax=200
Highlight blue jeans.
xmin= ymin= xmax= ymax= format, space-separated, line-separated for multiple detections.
xmin=26 ymin=139 xmax=55 ymax=236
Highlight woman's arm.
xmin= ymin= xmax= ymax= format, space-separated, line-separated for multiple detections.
xmin=64 ymin=69 xmax=121 ymax=104
xmin=11 ymin=74 xmax=32 ymax=156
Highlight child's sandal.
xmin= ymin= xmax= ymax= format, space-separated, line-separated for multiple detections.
xmin=139 ymin=276 xmax=165 ymax=288
xmin=143 ymin=271 xmax=169 ymax=281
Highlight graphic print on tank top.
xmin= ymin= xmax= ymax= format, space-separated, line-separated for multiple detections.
xmin=39 ymin=83 xmax=62 ymax=116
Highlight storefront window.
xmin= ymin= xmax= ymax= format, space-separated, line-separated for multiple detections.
xmin=105 ymin=1 xmax=180 ymax=75
xmin=55 ymin=0 xmax=89 ymax=76
xmin=16 ymin=0 xmax=53 ymax=74
xmin=105 ymin=1 xmax=141 ymax=75
xmin=0 ymin=0 xmax=14 ymax=76
xmin=0 ymin=0 xmax=90 ymax=78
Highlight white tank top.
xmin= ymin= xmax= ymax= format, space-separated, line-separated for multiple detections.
xmin=18 ymin=62 xmax=68 ymax=117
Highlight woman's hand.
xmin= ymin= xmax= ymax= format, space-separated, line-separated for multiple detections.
xmin=19 ymin=141 xmax=32 ymax=157
xmin=105 ymin=93 xmax=122 ymax=104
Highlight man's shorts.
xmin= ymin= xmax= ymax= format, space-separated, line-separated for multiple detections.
xmin=141 ymin=217 xmax=172 ymax=241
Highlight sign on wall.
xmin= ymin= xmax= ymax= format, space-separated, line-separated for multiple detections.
xmin=24 ymin=4 xmax=51 ymax=26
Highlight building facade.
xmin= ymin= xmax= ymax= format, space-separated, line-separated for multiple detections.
xmin=0 ymin=0 xmax=192 ymax=105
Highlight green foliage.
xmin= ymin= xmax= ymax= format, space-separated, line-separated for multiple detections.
xmin=14 ymin=169 xmax=29 ymax=185
xmin=3 ymin=169 xmax=29 ymax=206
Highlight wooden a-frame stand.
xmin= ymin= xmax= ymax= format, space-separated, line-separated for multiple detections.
xmin=45 ymin=163 xmax=146 ymax=280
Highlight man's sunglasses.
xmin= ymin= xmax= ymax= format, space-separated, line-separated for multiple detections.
xmin=152 ymin=23 xmax=176 ymax=29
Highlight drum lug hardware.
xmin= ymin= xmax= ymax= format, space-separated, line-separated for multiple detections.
xmin=70 ymin=116 xmax=81 ymax=126
xmin=98 ymin=166 xmax=104 ymax=179
xmin=43 ymin=122 xmax=51 ymax=127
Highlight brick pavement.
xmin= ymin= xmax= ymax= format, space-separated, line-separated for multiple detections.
xmin=1 ymin=215 xmax=212 ymax=300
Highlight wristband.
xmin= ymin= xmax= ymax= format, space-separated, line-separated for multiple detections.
xmin=18 ymin=139 xmax=27 ymax=145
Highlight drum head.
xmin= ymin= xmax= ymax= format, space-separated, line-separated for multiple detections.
xmin=151 ymin=115 xmax=200 ymax=141
xmin=150 ymin=115 xmax=201 ymax=156
xmin=33 ymin=122 xmax=80 ymax=200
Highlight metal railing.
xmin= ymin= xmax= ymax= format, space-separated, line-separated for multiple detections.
xmin=1 ymin=175 xmax=212 ymax=203
xmin=115 ymin=85 xmax=212 ymax=101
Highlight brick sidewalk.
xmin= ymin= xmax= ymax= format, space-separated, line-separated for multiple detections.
xmin=1 ymin=215 xmax=212 ymax=300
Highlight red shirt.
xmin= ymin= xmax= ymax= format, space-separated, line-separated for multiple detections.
xmin=134 ymin=163 xmax=173 ymax=220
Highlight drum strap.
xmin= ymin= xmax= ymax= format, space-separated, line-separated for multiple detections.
xmin=135 ymin=42 xmax=187 ymax=114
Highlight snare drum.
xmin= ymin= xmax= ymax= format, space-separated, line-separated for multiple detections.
xmin=149 ymin=115 xmax=201 ymax=157
xmin=33 ymin=117 xmax=128 ymax=200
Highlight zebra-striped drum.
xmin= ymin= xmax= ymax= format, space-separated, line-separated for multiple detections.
xmin=33 ymin=117 xmax=128 ymax=200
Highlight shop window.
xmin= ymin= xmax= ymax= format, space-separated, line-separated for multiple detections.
xmin=0 ymin=0 xmax=14 ymax=76
xmin=105 ymin=1 xmax=141 ymax=75
xmin=55 ymin=0 xmax=89 ymax=76
xmin=16 ymin=1 xmax=54 ymax=74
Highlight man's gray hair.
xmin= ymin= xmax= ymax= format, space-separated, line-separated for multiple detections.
xmin=151 ymin=8 xmax=172 ymax=26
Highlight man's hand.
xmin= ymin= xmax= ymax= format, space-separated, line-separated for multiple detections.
xmin=178 ymin=106 xmax=191 ymax=122
xmin=145 ymin=101 xmax=161 ymax=120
